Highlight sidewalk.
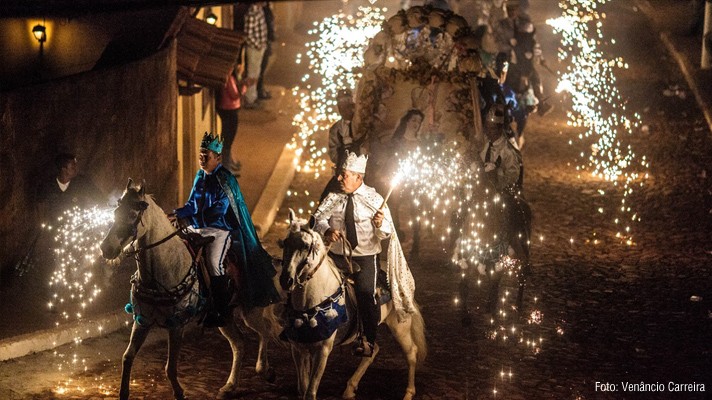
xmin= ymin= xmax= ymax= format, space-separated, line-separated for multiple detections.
xmin=0 ymin=85 xmax=298 ymax=362
xmin=637 ymin=0 xmax=712 ymax=135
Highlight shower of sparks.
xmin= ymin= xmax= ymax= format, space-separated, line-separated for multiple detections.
xmin=281 ymin=5 xmax=575 ymax=397
xmin=42 ymin=205 xmax=116 ymax=395
xmin=386 ymin=131 xmax=559 ymax=399
xmin=287 ymin=6 xmax=386 ymax=180
xmin=547 ymin=0 xmax=649 ymax=245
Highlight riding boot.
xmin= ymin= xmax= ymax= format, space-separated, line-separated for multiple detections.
xmin=202 ymin=275 xmax=232 ymax=328
xmin=353 ymin=293 xmax=379 ymax=357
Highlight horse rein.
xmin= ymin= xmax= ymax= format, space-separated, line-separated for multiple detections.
xmin=123 ymin=228 xmax=183 ymax=257
xmin=294 ymin=233 xmax=353 ymax=287
xmin=121 ymin=205 xmax=182 ymax=257
xmin=118 ymin=201 xmax=198 ymax=299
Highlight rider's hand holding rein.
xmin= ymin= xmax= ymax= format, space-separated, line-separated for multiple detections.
xmin=167 ymin=213 xmax=189 ymax=230
xmin=324 ymin=228 xmax=343 ymax=245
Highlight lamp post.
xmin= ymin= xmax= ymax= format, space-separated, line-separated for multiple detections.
xmin=32 ymin=23 xmax=47 ymax=63
xmin=32 ymin=24 xmax=47 ymax=43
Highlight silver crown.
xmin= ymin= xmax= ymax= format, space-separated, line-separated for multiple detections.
xmin=342 ymin=150 xmax=368 ymax=174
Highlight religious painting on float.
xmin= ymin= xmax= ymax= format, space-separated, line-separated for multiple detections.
xmin=351 ymin=6 xmax=499 ymax=190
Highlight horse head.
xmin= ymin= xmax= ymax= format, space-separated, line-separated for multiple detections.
xmin=100 ymin=178 xmax=149 ymax=260
xmin=278 ymin=209 xmax=326 ymax=292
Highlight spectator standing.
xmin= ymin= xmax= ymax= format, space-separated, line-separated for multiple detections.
xmin=318 ymin=89 xmax=362 ymax=202
xmin=243 ymin=2 xmax=268 ymax=108
xmin=36 ymin=153 xmax=103 ymax=223
xmin=216 ymin=66 xmax=247 ymax=175
xmin=257 ymin=2 xmax=275 ymax=100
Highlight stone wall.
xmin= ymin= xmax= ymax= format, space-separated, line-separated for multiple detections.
xmin=0 ymin=43 xmax=178 ymax=279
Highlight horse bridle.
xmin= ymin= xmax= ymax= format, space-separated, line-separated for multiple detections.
xmin=117 ymin=199 xmax=181 ymax=257
xmin=292 ymin=230 xmax=328 ymax=286
xmin=292 ymin=229 xmax=354 ymax=287
xmin=116 ymin=198 xmax=198 ymax=299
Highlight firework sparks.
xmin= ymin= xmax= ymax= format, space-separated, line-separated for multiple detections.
xmin=287 ymin=6 xmax=386 ymax=186
xmin=42 ymin=205 xmax=116 ymax=395
xmin=548 ymin=0 xmax=649 ymax=245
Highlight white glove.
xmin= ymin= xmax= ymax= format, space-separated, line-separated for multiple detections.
xmin=484 ymin=162 xmax=497 ymax=172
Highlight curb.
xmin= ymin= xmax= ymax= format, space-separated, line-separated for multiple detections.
xmin=636 ymin=0 xmax=712 ymax=135
xmin=0 ymin=310 xmax=127 ymax=362
xmin=252 ymin=143 xmax=298 ymax=239
xmin=659 ymin=32 xmax=712 ymax=135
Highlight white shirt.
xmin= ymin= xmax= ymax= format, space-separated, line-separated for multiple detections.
xmin=313 ymin=183 xmax=393 ymax=257
xmin=480 ymin=135 xmax=522 ymax=191
xmin=328 ymin=119 xmax=353 ymax=164
xmin=57 ymin=178 xmax=70 ymax=192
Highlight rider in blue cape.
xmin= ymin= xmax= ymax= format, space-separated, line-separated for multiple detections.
xmin=174 ymin=132 xmax=280 ymax=327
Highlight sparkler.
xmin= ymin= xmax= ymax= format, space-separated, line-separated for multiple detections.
xmin=380 ymin=172 xmax=403 ymax=209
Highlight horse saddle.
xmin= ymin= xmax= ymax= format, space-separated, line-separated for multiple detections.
xmin=179 ymin=232 xmax=241 ymax=302
xmin=180 ymin=231 xmax=215 ymax=249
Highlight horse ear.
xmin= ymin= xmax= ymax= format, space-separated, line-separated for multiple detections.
xmin=126 ymin=178 xmax=134 ymax=190
xmin=288 ymin=209 xmax=301 ymax=233
xmin=138 ymin=181 xmax=146 ymax=197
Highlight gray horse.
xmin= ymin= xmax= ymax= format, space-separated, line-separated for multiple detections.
xmin=100 ymin=179 xmax=280 ymax=400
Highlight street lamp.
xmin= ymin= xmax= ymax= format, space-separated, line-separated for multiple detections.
xmin=32 ymin=24 xmax=47 ymax=43
xmin=205 ymin=9 xmax=218 ymax=25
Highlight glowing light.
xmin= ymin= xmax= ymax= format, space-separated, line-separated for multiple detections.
xmin=287 ymin=7 xmax=386 ymax=183
xmin=547 ymin=0 xmax=649 ymax=244
xmin=42 ymin=205 xmax=117 ymax=396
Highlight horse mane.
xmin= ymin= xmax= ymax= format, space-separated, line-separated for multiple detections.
xmin=143 ymin=194 xmax=171 ymax=223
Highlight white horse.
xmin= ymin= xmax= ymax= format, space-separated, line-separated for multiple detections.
xmin=279 ymin=210 xmax=426 ymax=400
xmin=100 ymin=179 xmax=281 ymax=400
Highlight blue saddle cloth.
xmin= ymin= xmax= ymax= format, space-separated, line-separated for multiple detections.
xmin=280 ymin=287 xmax=348 ymax=343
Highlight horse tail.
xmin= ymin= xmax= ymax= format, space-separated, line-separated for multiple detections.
xmin=243 ymin=302 xmax=284 ymax=345
xmin=262 ymin=303 xmax=284 ymax=343
xmin=410 ymin=301 xmax=428 ymax=364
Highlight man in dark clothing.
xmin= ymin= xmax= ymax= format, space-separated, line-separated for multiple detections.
xmin=37 ymin=153 xmax=103 ymax=223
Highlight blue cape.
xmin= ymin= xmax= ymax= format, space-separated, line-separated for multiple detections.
xmin=190 ymin=167 xmax=281 ymax=309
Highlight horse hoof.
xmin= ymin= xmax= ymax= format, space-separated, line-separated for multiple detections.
xmin=217 ymin=387 xmax=239 ymax=399
xmin=342 ymin=385 xmax=357 ymax=399
xmin=262 ymin=367 xmax=276 ymax=383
